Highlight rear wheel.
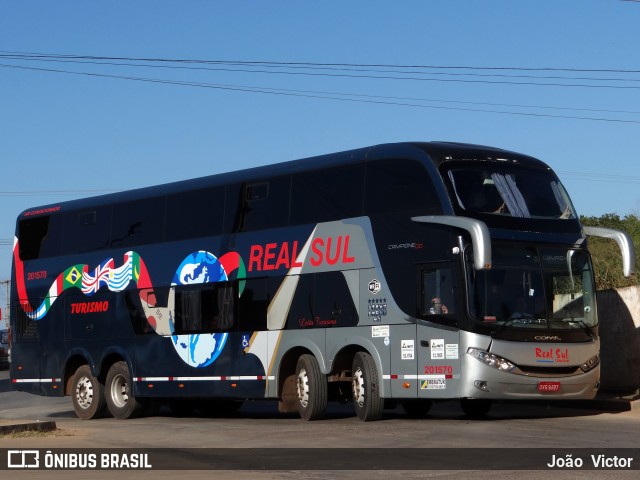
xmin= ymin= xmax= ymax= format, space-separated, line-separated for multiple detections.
xmin=71 ymin=365 xmax=107 ymax=420
xmin=105 ymin=361 xmax=144 ymax=419
xmin=460 ymin=398 xmax=492 ymax=418
xmin=351 ymin=352 xmax=383 ymax=421
xmin=295 ymin=354 xmax=327 ymax=421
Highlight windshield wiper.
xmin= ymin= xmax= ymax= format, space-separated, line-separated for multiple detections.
xmin=491 ymin=316 xmax=547 ymax=336
xmin=561 ymin=319 xmax=595 ymax=338
xmin=491 ymin=317 xmax=526 ymax=335
xmin=492 ymin=316 xmax=529 ymax=334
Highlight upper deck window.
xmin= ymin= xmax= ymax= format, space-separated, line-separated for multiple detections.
xmin=19 ymin=216 xmax=51 ymax=260
xmin=365 ymin=158 xmax=441 ymax=215
xmin=447 ymin=164 xmax=576 ymax=220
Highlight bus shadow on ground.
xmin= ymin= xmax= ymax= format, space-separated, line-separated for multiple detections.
xmin=50 ymin=398 xmax=623 ymax=422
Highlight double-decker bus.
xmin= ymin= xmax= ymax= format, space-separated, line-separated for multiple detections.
xmin=10 ymin=142 xmax=635 ymax=421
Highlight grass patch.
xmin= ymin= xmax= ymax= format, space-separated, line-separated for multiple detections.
xmin=1 ymin=428 xmax=74 ymax=439
xmin=0 ymin=421 xmax=62 ymax=437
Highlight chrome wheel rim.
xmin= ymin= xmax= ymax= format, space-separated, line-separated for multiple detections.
xmin=352 ymin=367 xmax=365 ymax=407
xmin=110 ymin=374 xmax=129 ymax=408
xmin=75 ymin=376 xmax=94 ymax=410
xmin=297 ymin=368 xmax=310 ymax=408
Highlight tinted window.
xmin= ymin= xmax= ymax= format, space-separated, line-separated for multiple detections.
xmin=291 ymin=164 xmax=364 ymax=224
xmin=315 ymin=271 xmax=359 ymax=327
xmin=238 ymin=278 xmax=269 ymax=331
xmin=286 ymin=272 xmax=358 ymax=329
xmin=18 ymin=216 xmax=52 ymax=260
xmin=165 ymin=187 xmax=225 ymax=242
xmin=61 ymin=207 xmax=111 ymax=254
xmin=366 ymin=158 xmax=441 ymax=215
xmin=421 ymin=265 xmax=455 ymax=316
xmin=110 ymin=197 xmax=165 ymax=248
xmin=226 ymin=177 xmax=290 ymax=232
xmin=286 ymin=274 xmax=314 ymax=329
xmin=447 ymin=165 xmax=577 ymax=219
xmin=174 ymin=282 xmax=237 ymax=334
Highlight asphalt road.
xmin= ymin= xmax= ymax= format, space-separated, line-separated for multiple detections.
xmin=1 ymin=368 xmax=639 ymax=479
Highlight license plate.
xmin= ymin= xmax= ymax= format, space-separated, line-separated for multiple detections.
xmin=538 ymin=381 xmax=561 ymax=392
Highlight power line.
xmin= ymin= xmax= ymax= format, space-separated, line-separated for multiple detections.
xmin=1 ymin=53 xmax=639 ymax=90
xmin=1 ymin=63 xmax=639 ymax=124
xmin=3 ymin=50 xmax=640 ymax=74
xmin=2 ymin=50 xmax=639 ymax=124
xmin=3 ymin=53 xmax=640 ymax=86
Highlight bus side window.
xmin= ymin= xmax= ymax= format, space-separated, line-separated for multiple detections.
xmin=19 ymin=216 xmax=59 ymax=260
xmin=111 ymin=197 xmax=165 ymax=248
xmin=165 ymin=187 xmax=225 ymax=241
xmin=174 ymin=283 xmax=237 ymax=334
xmin=365 ymin=157 xmax=441 ymax=216
xmin=61 ymin=208 xmax=111 ymax=255
xmin=227 ymin=177 xmax=290 ymax=233
xmin=291 ymin=164 xmax=364 ymax=225
xmin=238 ymin=278 xmax=268 ymax=332
xmin=421 ymin=266 xmax=455 ymax=316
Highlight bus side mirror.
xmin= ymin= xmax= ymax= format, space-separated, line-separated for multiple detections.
xmin=583 ymin=226 xmax=636 ymax=278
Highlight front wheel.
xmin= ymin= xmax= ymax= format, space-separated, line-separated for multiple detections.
xmin=352 ymin=352 xmax=383 ymax=421
xmin=295 ymin=354 xmax=328 ymax=421
xmin=71 ymin=365 xmax=107 ymax=420
xmin=105 ymin=361 xmax=144 ymax=419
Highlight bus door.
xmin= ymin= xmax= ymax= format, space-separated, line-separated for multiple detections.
xmin=416 ymin=263 xmax=462 ymax=399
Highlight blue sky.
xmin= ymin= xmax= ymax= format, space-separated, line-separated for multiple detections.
xmin=1 ymin=0 xmax=640 ymax=290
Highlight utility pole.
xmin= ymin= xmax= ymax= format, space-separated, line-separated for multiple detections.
xmin=0 ymin=280 xmax=9 ymax=329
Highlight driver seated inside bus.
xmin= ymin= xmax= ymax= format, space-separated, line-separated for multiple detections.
xmin=429 ymin=297 xmax=448 ymax=315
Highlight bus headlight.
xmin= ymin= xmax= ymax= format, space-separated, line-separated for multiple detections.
xmin=467 ymin=348 xmax=516 ymax=372
xmin=579 ymin=354 xmax=600 ymax=373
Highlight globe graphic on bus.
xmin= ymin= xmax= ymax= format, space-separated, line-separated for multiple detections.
xmin=171 ymin=251 xmax=229 ymax=368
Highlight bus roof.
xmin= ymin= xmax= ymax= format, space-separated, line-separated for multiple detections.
xmin=18 ymin=141 xmax=549 ymax=218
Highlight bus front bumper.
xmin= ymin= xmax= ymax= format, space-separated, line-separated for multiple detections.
xmin=460 ymin=362 xmax=600 ymax=400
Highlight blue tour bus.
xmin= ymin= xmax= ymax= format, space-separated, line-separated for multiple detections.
xmin=10 ymin=142 xmax=635 ymax=421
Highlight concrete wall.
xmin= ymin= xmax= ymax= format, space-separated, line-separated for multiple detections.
xmin=597 ymin=286 xmax=640 ymax=393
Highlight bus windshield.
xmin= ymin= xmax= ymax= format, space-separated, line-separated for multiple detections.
xmin=447 ymin=164 xmax=577 ymax=219
xmin=467 ymin=246 xmax=598 ymax=331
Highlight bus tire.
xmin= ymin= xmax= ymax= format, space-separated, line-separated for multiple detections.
xmin=460 ymin=398 xmax=492 ymax=418
xmin=105 ymin=361 xmax=144 ymax=419
xmin=71 ymin=365 xmax=107 ymax=420
xmin=295 ymin=354 xmax=327 ymax=421
xmin=352 ymin=351 xmax=383 ymax=421
xmin=402 ymin=399 xmax=433 ymax=418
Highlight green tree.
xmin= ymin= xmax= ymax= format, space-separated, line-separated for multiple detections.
xmin=580 ymin=213 xmax=640 ymax=291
